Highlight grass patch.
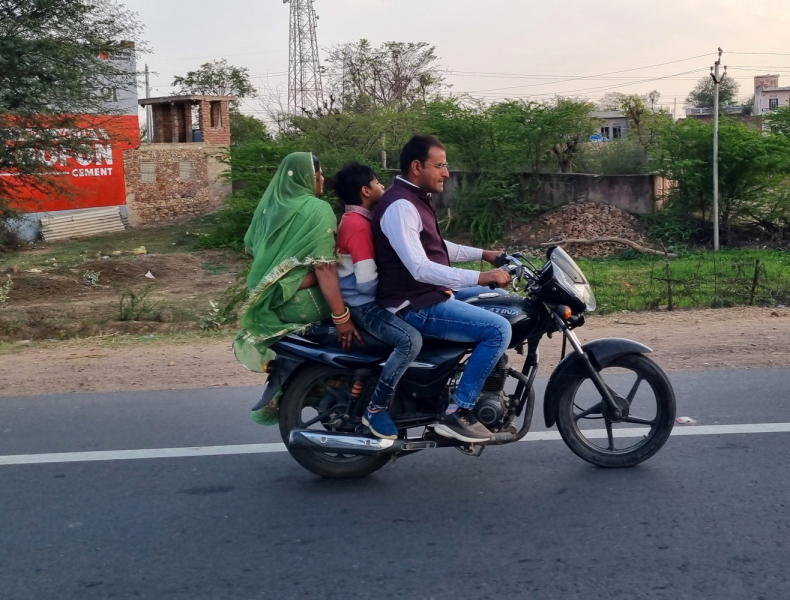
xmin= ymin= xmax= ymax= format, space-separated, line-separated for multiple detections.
xmin=202 ymin=261 xmax=231 ymax=276
xmin=0 ymin=215 xmax=219 ymax=272
xmin=578 ymin=250 xmax=790 ymax=313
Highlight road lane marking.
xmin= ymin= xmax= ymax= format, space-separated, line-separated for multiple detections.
xmin=3 ymin=422 xmax=790 ymax=466
xmin=0 ymin=443 xmax=287 ymax=466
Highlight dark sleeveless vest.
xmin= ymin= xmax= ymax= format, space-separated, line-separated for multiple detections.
xmin=372 ymin=177 xmax=451 ymax=309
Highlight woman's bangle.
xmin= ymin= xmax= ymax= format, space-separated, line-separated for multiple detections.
xmin=331 ymin=307 xmax=349 ymax=321
xmin=333 ymin=313 xmax=351 ymax=325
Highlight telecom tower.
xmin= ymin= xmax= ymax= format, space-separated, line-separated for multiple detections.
xmin=284 ymin=0 xmax=324 ymax=114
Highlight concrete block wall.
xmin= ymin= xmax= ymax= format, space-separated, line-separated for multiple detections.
xmin=417 ymin=170 xmax=658 ymax=215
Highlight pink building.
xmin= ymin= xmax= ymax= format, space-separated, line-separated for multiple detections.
xmin=754 ymin=75 xmax=790 ymax=115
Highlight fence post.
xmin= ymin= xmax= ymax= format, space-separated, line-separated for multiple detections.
xmin=749 ymin=259 xmax=761 ymax=306
xmin=661 ymin=243 xmax=673 ymax=311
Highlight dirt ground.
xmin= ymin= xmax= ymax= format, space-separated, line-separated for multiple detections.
xmin=0 ymin=250 xmax=244 ymax=342
xmin=1 ymin=306 xmax=788 ymax=398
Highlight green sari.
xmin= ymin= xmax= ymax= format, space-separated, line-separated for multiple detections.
xmin=233 ymin=152 xmax=337 ymax=373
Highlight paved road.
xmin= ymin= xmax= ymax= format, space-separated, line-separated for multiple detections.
xmin=2 ymin=368 xmax=790 ymax=599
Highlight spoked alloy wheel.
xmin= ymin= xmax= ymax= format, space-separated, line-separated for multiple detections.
xmin=279 ymin=364 xmax=389 ymax=479
xmin=555 ymin=354 xmax=676 ymax=468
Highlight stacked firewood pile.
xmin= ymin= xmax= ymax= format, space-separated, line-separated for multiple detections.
xmin=538 ymin=202 xmax=649 ymax=258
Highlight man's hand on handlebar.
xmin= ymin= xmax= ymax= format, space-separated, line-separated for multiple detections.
xmin=481 ymin=250 xmax=506 ymax=266
xmin=478 ymin=268 xmax=511 ymax=289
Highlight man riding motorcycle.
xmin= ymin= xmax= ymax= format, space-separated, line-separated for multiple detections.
xmin=372 ymin=134 xmax=512 ymax=444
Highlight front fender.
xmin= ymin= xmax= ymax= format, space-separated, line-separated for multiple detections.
xmin=543 ymin=338 xmax=652 ymax=428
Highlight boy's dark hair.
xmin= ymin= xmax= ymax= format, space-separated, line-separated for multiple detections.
xmin=399 ymin=134 xmax=445 ymax=175
xmin=333 ymin=162 xmax=377 ymax=206
xmin=311 ymin=153 xmax=320 ymax=173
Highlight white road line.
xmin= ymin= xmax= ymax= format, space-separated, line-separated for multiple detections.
xmin=2 ymin=422 xmax=790 ymax=466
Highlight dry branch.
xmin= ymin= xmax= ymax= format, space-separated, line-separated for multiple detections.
xmin=540 ymin=237 xmax=677 ymax=258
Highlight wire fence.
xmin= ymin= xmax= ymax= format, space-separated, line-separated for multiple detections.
xmin=578 ymin=250 xmax=790 ymax=313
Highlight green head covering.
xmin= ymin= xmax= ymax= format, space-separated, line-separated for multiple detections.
xmin=234 ymin=152 xmax=338 ymax=371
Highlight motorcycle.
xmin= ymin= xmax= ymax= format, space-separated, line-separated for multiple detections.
xmin=254 ymin=246 xmax=676 ymax=479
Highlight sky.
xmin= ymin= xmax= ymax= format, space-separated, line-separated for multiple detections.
xmin=125 ymin=0 xmax=790 ymax=118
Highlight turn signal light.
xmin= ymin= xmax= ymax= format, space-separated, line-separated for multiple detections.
xmin=558 ymin=305 xmax=572 ymax=320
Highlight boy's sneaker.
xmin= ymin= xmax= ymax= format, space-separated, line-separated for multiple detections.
xmin=362 ymin=408 xmax=398 ymax=440
xmin=434 ymin=408 xmax=492 ymax=443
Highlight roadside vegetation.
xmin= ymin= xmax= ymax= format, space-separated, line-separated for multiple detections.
xmin=4 ymin=28 xmax=790 ymax=346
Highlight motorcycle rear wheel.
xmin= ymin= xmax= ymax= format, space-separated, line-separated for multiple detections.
xmin=555 ymin=354 xmax=675 ymax=468
xmin=279 ymin=364 xmax=389 ymax=479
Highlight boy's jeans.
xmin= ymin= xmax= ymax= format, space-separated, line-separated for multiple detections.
xmin=349 ymin=302 xmax=423 ymax=410
xmin=399 ymin=298 xmax=511 ymax=410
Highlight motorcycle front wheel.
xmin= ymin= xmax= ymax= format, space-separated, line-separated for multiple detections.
xmin=279 ymin=364 xmax=389 ymax=479
xmin=555 ymin=353 xmax=675 ymax=468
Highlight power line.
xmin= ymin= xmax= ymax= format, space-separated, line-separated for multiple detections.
xmin=456 ymin=53 xmax=713 ymax=94
xmin=728 ymin=52 xmax=790 ymax=57
xmin=457 ymin=68 xmax=707 ymax=98
xmin=448 ymin=71 xmax=706 ymax=81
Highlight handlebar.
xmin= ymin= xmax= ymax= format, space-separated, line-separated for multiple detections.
xmin=488 ymin=253 xmax=541 ymax=292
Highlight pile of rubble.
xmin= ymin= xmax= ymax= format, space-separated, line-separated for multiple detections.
xmin=537 ymin=201 xmax=646 ymax=258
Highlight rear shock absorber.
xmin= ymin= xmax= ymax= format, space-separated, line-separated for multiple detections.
xmin=350 ymin=377 xmax=366 ymax=399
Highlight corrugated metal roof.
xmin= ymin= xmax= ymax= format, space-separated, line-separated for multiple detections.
xmin=40 ymin=207 xmax=126 ymax=242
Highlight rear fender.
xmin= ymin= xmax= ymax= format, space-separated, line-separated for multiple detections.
xmin=542 ymin=338 xmax=652 ymax=428
xmin=251 ymin=351 xmax=304 ymax=411
xmin=251 ymin=338 xmax=382 ymax=411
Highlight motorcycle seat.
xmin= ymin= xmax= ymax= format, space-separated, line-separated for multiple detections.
xmin=295 ymin=320 xmax=472 ymax=359
xmin=299 ymin=321 xmax=395 ymax=357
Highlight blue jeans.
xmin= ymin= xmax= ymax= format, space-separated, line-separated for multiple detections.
xmin=400 ymin=299 xmax=511 ymax=409
xmin=349 ymin=302 xmax=423 ymax=410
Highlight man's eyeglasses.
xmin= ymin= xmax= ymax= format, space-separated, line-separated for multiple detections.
xmin=425 ymin=161 xmax=450 ymax=172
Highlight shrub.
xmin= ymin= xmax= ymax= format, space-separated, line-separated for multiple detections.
xmin=118 ymin=285 xmax=155 ymax=321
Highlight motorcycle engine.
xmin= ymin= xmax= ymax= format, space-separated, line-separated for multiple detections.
xmin=474 ymin=394 xmax=507 ymax=427
xmin=474 ymin=355 xmax=510 ymax=428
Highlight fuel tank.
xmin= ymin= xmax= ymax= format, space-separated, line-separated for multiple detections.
xmin=458 ymin=288 xmax=544 ymax=348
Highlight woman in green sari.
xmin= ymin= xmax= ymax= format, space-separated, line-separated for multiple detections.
xmin=234 ymin=152 xmax=361 ymax=373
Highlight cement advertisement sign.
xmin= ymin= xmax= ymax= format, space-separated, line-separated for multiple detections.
xmin=5 ymin=48 xmax=140 ymax=215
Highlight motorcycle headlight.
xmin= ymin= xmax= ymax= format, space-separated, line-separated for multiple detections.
xmin=550 ymin=248 xmax=597 ymax=312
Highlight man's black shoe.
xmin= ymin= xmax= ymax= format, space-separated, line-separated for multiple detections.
xmin=434 ymin=408 xmax=492 ymax=443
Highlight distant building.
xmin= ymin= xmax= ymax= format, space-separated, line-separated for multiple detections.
xmin=590 ymin=111 xmax=629 ymax=140
xmin=685 ymin=105 xmax=746 ymax=119
xmin=123 ymin=95 xmax=234 ymax=226
xmin=754 ymin=75 xmax=790 ymax=116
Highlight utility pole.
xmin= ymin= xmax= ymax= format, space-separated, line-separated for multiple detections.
xmin=711 ymin=48 xmax=727 ymax=251
xmin=673 ymin=96 xmax=677 ymax=122
xmin=144 ymin=64 xmax=152 ymax=143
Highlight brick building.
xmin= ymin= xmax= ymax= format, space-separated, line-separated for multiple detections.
xmin=124 ymin=95 xmax=235 ymax=225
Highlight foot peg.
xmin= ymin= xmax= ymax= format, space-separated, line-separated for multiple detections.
xmin=456 ymin=443 xmax=486 ymax=457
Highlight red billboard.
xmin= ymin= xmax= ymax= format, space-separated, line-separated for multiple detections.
xmin=4 ymin=51 xmax=140 ymax=214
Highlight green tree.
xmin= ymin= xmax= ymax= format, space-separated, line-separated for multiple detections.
xmin=0 ymin=0 xmax=145 ymax=243
xmin=685 ymin=75 xmax=740 ymax=108
xmin=764 ymin=106 xmax=790 ymax=136
xmin=229 ymin=112 xmax=269 ymax=147
xmin=601 ymin=90 xmax=670 ymax=151
xmin=325 ymin=40 xmax=445 ymax=112
xmin=653 ymin=118 xmax=790 ymax=242
xmin=289 ymin=106 xmax=425 ymax=174
xmin=426 ymin=98 xmax=504 ymax=171
xmin=172 ymin=59 xmax=255 ymax=107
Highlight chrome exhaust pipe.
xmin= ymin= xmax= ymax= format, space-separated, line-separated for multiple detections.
xmin=288 ymin=429 xmax=437 ymax=456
